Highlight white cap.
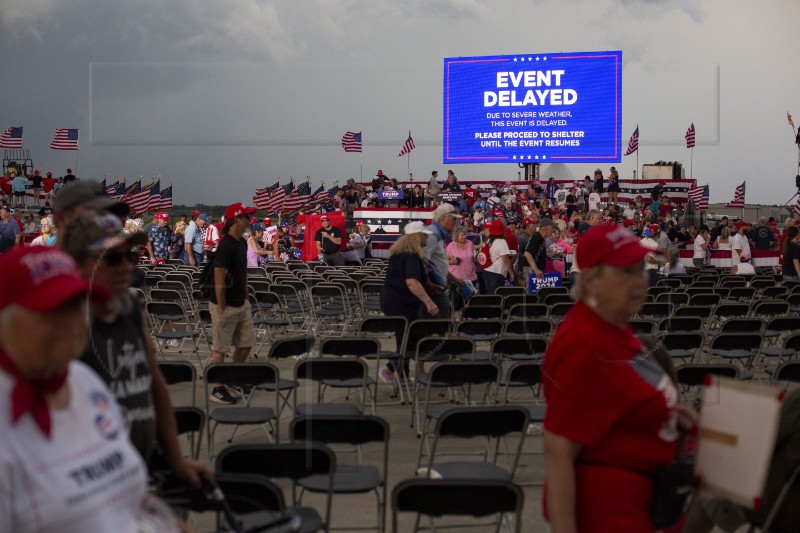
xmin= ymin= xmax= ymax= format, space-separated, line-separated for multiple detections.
xmin=404 ymin=221 xmax=433 ymax=235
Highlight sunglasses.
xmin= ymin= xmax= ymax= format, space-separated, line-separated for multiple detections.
xmin=93 ymin=248 xmax=140 ymax=266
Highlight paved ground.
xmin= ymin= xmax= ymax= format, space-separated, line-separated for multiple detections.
xmin=161 ymin=333 xmax=548 ymax=533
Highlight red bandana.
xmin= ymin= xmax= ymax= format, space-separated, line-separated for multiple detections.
xmin=0 ymin=350 xmax=68 ymax=438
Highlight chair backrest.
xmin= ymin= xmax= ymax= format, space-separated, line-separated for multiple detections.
xmin=294 ymin=358 xmax=368 ymax=384
xmin=507 ymin=303 xmax=549 ymax=319
xmin=403 ymin=319 xmax=454 ymax=357
xmin=358 ymin=316 xmax=408 ymax=337
xmin=660 ymin=332 xmax=705 ymax=351
xmin=503 ymin=318 xmax=552 ymax=337
xmin=638 ymin=302 xmax=673 ymax=318
xmin=467 ymin=294 xmax=503 ymax=307
xmin=392 ymin=479 xmax=523 ymax=533
xmin=549 ymin=302 xmax=575 ymax=318
xmin=710 ymin=332 xmax=763 ymax=351
xmin=657 ymin=316 xmax=704 ymax=334
xmin=319 ymin=336 xmax=381 ymax=358
xmin=214 ymin=473 xmax=285 ymax=514
xmin=435 ymin=405 xmax=528 ymax=438
xmin=543 ymin=293 xmax=573 ymax=306
xmin=720 ymin=318 xmax=764 ymax=334
xmin=713 ymin=303 xmax=750 ymax=318
xmin=216 ymin=442 xmax=335 ymax=482
xmin=751 ymin=300 xmax=790 ymax=317
xmin=158 ymin=361 xmax=196 ymax=385
xmin=267 ymin=335 xmax=316 ymax=360
xmin=494 ymin=285 xmax=525 ymax=298
xmin=674 ymin=305 xmax=713 ymax=319
xmin=774 ymin=362 xmax=800 ymax=384
xmin=455 ymin=319 xmax=504 ymax=339
xmin=425 ymin=361 xmax=501 ymax=388
xmin=461 ymin=305 xmax=503 ymax=320
xmin=655 ymin=292 xmax=689 ymax=306
xmin=415 ymin=337 xmax=475 ymax=362
xmin=291 ymin=414 xmax=389 ymax=446
xmin=676 ymin=364 xmax=739 ymax=387
xmin=629 ymin=319 xmax=655 ymax=335
xmin=491 ymin=337 xmax=547 ymax=360
xmin=536 ymin=286 xmax=569 ymax=301
xmin=204 ymin=362 xmax=279 ymax=387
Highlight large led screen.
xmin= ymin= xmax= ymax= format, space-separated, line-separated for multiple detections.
xmin=443 ymin=51 xmax=622 ymax=164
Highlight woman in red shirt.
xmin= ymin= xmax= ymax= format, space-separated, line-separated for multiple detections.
xmin=543 ymin=225 xmax=696 ymax=532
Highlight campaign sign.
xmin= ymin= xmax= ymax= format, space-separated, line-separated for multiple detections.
xmin=378 ymin=189 xmax=404 ymax=200
xmin=527 ymin=272 xmax=562 ymax=295
xmin=443 ymin=51 xmax=622 ymax=164
xmin=437 ymin=192 xmax=464 ymax=203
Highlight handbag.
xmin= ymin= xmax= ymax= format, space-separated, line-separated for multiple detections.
xmin=650 ymin=435 xmax=694 ymax=529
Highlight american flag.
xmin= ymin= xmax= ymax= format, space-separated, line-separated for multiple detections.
xmin=624 ymin=125 xmax=638 ymax=156
xmin=50 ymin=128 xmax=79 ymax=150
xmin=795 ymin=196 xmax=800 ymax=217
xmin=278 ymin=182 xmax=295 ymax=212
xmin=120 ymin=180 xmax=141 ymax=203
xmin=254 ymin=181 xmax=279 ymax=210
xmin=144 ymin=179 xmax=161 ymax=212
xmin=265 ymin=181 xmax=290 ymax=213
xmin=342 ymin=131 xmax=362 ymax=153
xmin=685 ymin=123 xmax=696 ymax=148
xmin=687 ymin=183 xmax=709 ymax=210
xmin=156 ymin=184 xmax=173 ymax=210
xmin=127 ymin=180 xmax=158 ymax=214
xmin=0 ymin=127 xmax=23 ymax=148
xmin=726 ymin=181 xmax=746 ymax=208
xmin=284 ymin=181 xmax=311 ymax=211
xmin=398 ymin=131 xmax=415 ymax=157
xmin=109 ymin=181 xmax=127 ymax=201
xmin=310 ymin=184 xmax=327 ymax=206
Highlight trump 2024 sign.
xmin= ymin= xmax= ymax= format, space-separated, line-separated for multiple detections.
xmin=443 ymin=51 xmax=622 ymax=164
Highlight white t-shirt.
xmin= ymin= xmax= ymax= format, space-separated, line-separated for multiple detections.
xmin=485 ymin=238 xmax=511 ymax=276
xmin=693 ymin=234 xmax=707 ymax=259
xmin=622 ymin=208 xmax=637 ymax=220
xmin=730 ymin=232 xmax=751 ymax=259
xmin=588 ymin=192 xmax=601 ymax=210
xmin=0 ymin=361 xmax=147 ymax=533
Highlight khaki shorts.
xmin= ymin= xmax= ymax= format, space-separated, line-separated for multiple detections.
xmin=209 ymin=301 xmax=255 ymax=354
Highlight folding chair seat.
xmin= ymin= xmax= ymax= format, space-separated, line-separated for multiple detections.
xmin=412 ymin=362 xmax=501 ymax=436
xmin=659 ymin=332 xmax=705 ymax=363
xmin=709 ymin=333 xmax=762 ymax=374
xmin=293 ymin=358 xmax=368 ymax=416
xmin=499 ymin=361 xmax=542 ymax=404
xmin=357 ymin=316 xmax=408 ymax=387
xmin=216 ymin=443 xmax=335 ymax=533
xmin=309 ymin=285 xmax=351 ymax=335
xmin=762 ymin=321 xmax=799 ymax=363
xmin=503 ymin=318 xmax=552 ymax=338
xmin=291 ymin=416 xmax=390 ymax=533
xmin=507 ymin=302 xmax=549 ymax=319
xmin=359 ymin=282 xmax=384 ymax=315
xmin=491 ymin=337 xmax=548 ymax=362
xmin=461 ymin=305 xmax=503 ymax=320
xmin=790 ymin=293 xmax=800 ymax=313
xmin=250 ymin=291 xmax=293 ymax=348
xmin=657 ymin=316 xmax=704 ymax=334
xmin=706 ymin=303 xmax=750 ymax=336
xmin=146 ymin=301 xmax=202 ymax=365
xmin=157 ymin=360 xmax=197 ymax=406
xmin=392 ymin=478 xmax=523 ymax=533
xmin=203 ymin=363 xmax=280 ymax=457
xmin=269 ymin=284 xmax=310 ymax=332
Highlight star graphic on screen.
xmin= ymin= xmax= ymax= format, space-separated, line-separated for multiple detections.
xmin=535 ymin=56 xmax=540 ymax=61
xmin=512 ymin=156 xmax=517 ymax=160
xmin=527 ymin=155 xmax=532 ymax=160
xmin=535 ymin=155 xmax=539 ymax=160
xmin=542 ymin=156 xmax=547 ymax=160
xmin=513 ymin=57 xmax=518 ymax=62
xmin=543 ymin=57 xmax=548 ymax=61
xmin=520 ymin=57 xmax=526 ymax=62
xmin=528 ymin=56 xmax=532 ymax=61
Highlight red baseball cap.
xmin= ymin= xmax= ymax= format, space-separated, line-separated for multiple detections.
xmin=264 ymin=217 xmax=272 ymax=225
xmin=649 ymin=223 xmax=661 ymax=234
xmin=623 ymin=219 xmax=634 ymax=227
xmin=320 ymin=215 xmax=330 ymax=221
xmin=154 ymin=212 xmax=169 ymax=221
xmin=736 ymin=220 xmax=748 ymax=229
xmin=0 ymin=247 xmax=107 ymax=312
xmin=191 ymin=210 xmax=200 ymax=218
xmin=488 ymin=219 xmax=505 ymax=236
xmin=575 ymin=225 xmax=651 ymax=270
xmin=224 ymin=202 xmax=257 ymax=220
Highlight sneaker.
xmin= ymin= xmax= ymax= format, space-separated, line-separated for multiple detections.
xmin=378 ymin=367 xmax=395 ymax=385
xmin=209 ymin=386 xmax=237 ymax=405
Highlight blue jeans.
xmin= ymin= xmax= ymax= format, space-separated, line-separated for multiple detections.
xmin=482 ymin=271 xmax=506 ymax=295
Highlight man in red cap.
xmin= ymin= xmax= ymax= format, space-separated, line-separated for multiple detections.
xmin=315 ymin=214 xmax=344 ymax=266
xmin=208 ymin=203 xmax=257 ymax=404
xmin=146 ymin=212 xmax=172 ymax=265
xmin=731 ymin=220 xmax=752 ymax=261
xmin=64 ymin=168 xmax=76 ymax=184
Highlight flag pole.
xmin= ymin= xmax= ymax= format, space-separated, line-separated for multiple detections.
xmin=407 ymin=152 xmax=410 ymax=181
xmin=690 ymin=147 xmax=694 ymax=180
xmin=74 ymin=147 xmax=79 ymax=177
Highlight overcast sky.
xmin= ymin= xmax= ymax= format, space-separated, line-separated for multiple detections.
xmin=2 ymin=0 xmax=799 ymax=206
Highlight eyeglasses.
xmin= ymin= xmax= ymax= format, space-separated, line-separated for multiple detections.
xmin=92 ymin=248 xmax=140 ymax=266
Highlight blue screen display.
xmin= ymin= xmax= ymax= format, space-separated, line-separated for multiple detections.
xmin=443 ymin=51 xmax=622 ymax=164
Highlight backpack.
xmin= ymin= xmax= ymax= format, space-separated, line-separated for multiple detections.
xmin=476 ymin=241 xmax=493 ymax=269
xmin=198 ymin=259 xmax=215 ymax=299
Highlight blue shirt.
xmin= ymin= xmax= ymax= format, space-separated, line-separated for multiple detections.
xmin=0 ymin=218 xmax=20 ymax=252
xmin=147 ymin=224 xmax=172 ymax=260
xmin=184 ymin=221 xmax=204 ymax=254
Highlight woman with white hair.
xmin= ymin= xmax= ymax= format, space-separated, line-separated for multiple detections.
xmin=30 ymin=216 xmax=56 ymax=246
